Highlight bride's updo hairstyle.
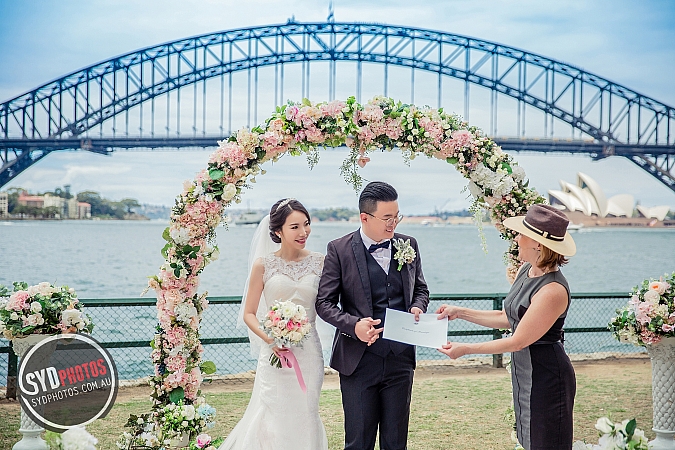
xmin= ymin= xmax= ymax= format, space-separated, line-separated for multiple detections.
xmin=269 ymin=198 xmax=311 ymax=244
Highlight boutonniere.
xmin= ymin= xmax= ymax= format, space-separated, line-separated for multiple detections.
xmin=392 ymin=238 xmax=416 ymax=271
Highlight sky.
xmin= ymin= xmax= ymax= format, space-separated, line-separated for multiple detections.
xmin=1 ymin=0 xmax=674 ymax=213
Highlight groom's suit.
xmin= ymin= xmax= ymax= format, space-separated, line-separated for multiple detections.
xmin=316 ymin=230 xmax=429 ymax=450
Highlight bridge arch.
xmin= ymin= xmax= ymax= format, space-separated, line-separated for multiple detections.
xmin=1 ymin=22 xmax=674 ymax=189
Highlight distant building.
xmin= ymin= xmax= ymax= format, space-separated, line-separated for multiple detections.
xmin=0 ymin=192 xmax=8 ymax=217
xmin=43 ymin=194 xmax=66 ymax=217
xmin=636 ymin=205 xmax=670 ymax=222
xmin=548 ymin=172 xmax=670 ymax=219
xmin=15 ymin=192 xmax=91 ymax=219
xmin=78 ymin=202 xmax=91 ymax=219
xmin=18 ymin=193 xmax=45 ymax=208
xmin=66 ymin=198 xmax=79 ymax=219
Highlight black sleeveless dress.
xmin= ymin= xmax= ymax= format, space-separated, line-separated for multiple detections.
xmin=504 ymin=263 xmax=576 ymax=450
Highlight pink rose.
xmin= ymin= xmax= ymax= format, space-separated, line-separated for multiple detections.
xmin=649 ymin=281 xmax=670 ymax=295
xmin=285 ymin=105 xmax=299 ymax=121
xmin=357 ymin=155 xmax=370 ymax=168
xmin=196 ymin=434 xmax=212 ymax=448
xmin=643 ymin=289 xmax=660 ymax=305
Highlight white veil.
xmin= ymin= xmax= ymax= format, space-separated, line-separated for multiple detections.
xmin=237 ymin=214 xmax=280 ymax=358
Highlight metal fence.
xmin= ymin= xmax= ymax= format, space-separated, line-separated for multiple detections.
xmin=0 ymin=293 xmax=644 ymax=389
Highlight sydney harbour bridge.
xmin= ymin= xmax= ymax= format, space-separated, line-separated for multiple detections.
xmin=1 ymin=22 xmax=674 ymax=192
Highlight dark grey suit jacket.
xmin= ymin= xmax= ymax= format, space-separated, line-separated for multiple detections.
xmin=315 ymin=230 xmax=430 ymax=376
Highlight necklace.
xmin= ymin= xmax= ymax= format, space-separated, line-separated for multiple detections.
xmin=529 ymin=266 xmax=547 ymax=277
xmin=528 ymin=265 xmax=557 ymax=278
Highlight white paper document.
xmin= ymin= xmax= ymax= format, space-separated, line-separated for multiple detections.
xmin=382 ymin=308 xmax=448 ymax=348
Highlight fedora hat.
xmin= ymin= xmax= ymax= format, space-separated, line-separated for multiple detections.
xmin=503 ymin=204 xmax=576 ymax=256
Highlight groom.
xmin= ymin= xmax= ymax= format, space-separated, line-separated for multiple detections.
xmin=316 ymin=181 xmax=430 ymax=450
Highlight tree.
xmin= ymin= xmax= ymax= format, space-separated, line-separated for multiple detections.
xmin=6 ymin=187 xmax=27 ymax=213
xmin=77 ymin=191 xmax=110 ymax=217
xmin=310 ymin=207 xmax=359 ymax=221
xmin=119 ymin=198 xmax=140 ymax=214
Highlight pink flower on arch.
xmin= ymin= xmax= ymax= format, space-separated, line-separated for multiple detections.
xmin=357 ymin=155 xmax=370 ymax=168
xmin=320 ymin=100 xmax=346 ymax=118
xmin=451 ymin=129 xmax=473 ymax=148
xmin=165 ymin=326 xmax=187 ymax=346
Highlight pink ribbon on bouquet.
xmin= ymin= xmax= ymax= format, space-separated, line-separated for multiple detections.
xmin=279 ymin=349 xmax=307 ymax=393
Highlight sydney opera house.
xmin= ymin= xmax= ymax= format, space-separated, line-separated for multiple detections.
xmin=548 ymin=172 xmax=670 ymax=221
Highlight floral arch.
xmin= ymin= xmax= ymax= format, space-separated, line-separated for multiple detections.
xmin=123 ymin=96 xmax=545 ymax=446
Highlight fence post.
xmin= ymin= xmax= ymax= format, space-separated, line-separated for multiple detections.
xmin=492 ymin=296 xmax=504 ymax=368
xmin=6 ymin=342 xmax=17 ymax=399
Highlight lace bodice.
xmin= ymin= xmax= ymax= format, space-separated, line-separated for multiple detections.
xmin=261 ymin=252 xmax=324 ymax=322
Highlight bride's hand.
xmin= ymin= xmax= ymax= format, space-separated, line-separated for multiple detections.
xmin=271 ymin=345 xmax=289 ymax=359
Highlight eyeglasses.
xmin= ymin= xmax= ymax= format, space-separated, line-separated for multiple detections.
xmin=365 ymin=212 xmax=403 ymax=227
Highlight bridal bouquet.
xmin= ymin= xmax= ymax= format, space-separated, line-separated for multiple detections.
xmin=572 ymin=417 xmax=649 ymax=450
xmin=609 ymin=271 xmax=675 ymax=346
xmin=261 ymin=299 xmax=311 ymax=368
xmin=0 ymin=281 xmax=93 ymax=339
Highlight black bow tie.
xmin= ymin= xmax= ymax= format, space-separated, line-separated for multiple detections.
xmin=368 ymin=241 xmax=390 ymax=253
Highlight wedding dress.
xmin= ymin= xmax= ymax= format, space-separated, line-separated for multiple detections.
xmin=218 ymin=251 xmax=329 ymax=450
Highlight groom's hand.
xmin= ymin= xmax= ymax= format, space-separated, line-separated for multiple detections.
xmin=355 ymin=317 xmax=383 ymax=345
xmin=410 ymin=307 xmax=423 ymax=322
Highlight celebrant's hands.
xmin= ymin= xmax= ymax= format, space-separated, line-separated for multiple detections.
xmin=436 ymin=304 xmax=461 ymax=321
xmin=355 ymin=317 xmax=383 ymax=346
xmin=438 ymin=341 xmax=469 ymax=359
xmin=410 ymin=307 xmax=423 ymax=322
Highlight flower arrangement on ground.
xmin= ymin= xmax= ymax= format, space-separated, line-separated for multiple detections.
xmin=45 ymin=427 xmax=99 ymax=450
xmin=117 ymin=398 xmax=221 ymax=449
xmin=261 ymin=299 xmax=311 ymax=367
xmin=572 ymin=417 xmax=649 ymax=450
xmin=609 ymin=271 xmax=675 ymax=346
xmin=0 ymin=281 xmax=93 ymax=339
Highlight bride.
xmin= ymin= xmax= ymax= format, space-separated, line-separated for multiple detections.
xmin=219 ymin=198 xmax=329 ymax=450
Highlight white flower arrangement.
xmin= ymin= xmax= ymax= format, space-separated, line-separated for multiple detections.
xmin=609 ymin=271 xmax=675 ymax=346
xmin=0 ymin=281 xmax=93 ymax=339
xmin=572 ymin=418 xmax=649 ymax=450
xmin=46 ymin=427 xmax=98 ymax=450
xmin=392 ymin=238 xmax=416 ymax=271
xmin=117 ymin=398 xmax=221 ymax=450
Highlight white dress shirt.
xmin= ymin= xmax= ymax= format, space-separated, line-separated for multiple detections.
xmin=360 ymin=228 xmax=391 ymax=274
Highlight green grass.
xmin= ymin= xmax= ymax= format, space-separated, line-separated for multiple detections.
xmin=0 ymin=363 xmax=653 ymax=450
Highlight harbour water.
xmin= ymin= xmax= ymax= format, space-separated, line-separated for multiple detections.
xmin=1 ymin=219 xmax=673 ymax=296
xmin=1 ymin=220 xmax=673 ymax=379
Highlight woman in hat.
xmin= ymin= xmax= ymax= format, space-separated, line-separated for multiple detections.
xmin=436 ymin=204 xmax=576 ymax=450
